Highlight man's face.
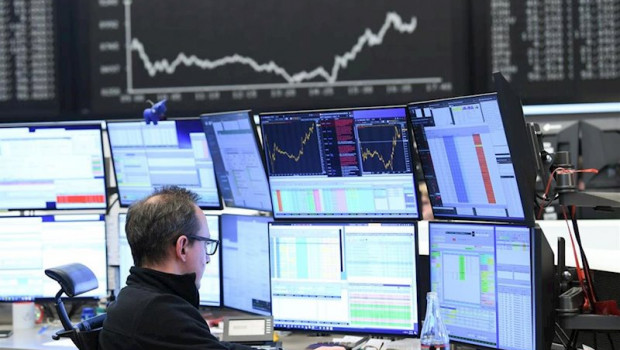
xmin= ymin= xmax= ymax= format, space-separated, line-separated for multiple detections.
xmin=188 ymin=205 xmax=210 ymax=289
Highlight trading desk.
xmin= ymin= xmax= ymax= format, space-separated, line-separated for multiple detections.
xmin=0 ymin=325 xmax=70 ymax=350
xmin=0 ymin=326 xmax=422 ymax=350
xmin=0 ymin=326 xmax=578 ymax=350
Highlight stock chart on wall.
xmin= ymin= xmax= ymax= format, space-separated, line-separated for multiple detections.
xmin=259 ymin=107 xmax=419 ymax=219
xmin=85 ymin=0 xmax=467 ymax=115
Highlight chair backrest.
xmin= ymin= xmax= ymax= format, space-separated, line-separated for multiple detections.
xmin=44 ymin=263 xmax=106 ymax=350
xmin=45 ymin=263 xmax=99 ymax=297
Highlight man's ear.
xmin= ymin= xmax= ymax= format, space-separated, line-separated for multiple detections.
xmin=175 ymin=235 xmax=189 ymax=262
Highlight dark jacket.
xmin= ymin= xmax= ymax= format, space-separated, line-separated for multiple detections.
xmin=99 ymin=266 xmax=254 ymax=350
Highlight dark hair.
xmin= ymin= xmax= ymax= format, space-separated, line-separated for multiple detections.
xmin=125 ymin=186 xmax=201 ymax=267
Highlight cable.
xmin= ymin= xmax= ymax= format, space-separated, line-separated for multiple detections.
xmin=554 ymin=322 xmax=570 ymax=349
xmin=570 ymin=207 xmax=598 ymax=304
xmin=537 ymin=167 xmax=599 ymax=219
xmin=561 ymin=205 xmax=592 ymax=312
xmin=537 ymin=167 xmax=563 ymax=219
xmin=569 ymin=330 xmax=578 ymax=350
xmin=537 ymin=193 xmax=558 ymax=202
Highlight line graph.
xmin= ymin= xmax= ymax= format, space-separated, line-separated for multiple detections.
xmin=88 ymin=0 xmax=464 ymax=114
xmin=262 ymin=121 xmax=323 ymax=175
xmin=358 ymin=124 xmax=408 ymax=173
xmin=269 ymin=124 xmax=315 ymax=164
xmin=129 ymin=12 xmax=417 ymax=88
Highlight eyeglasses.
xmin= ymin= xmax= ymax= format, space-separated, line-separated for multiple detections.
xmin=186 ymin=234 xmax=219 ymax=256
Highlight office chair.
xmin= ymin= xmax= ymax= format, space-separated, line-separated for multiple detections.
xmin=45 ymin=263 xmax=106 ymax=350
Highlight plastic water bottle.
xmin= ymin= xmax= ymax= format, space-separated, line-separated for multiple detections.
xmin=420 ymin=291 xmax=450 ymax=350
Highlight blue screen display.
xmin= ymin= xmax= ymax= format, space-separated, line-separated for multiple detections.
xmin=0 ymin=215 xmax=107 ymax=301
xmin=0 ymin=124 xmax=106 ymax=210
xmin=409 ymin=94 xmax=526 ymax=221
xmin=221 ymin=214 xmax=273 ymax=315
xmin=259 ymin=107 xmax=419 ymax=219
xmin=201 ymin=111 xmax=272 ymax=211
xmin=108 ymin=120 xmax=221 ymax=208
xmin=429 ymin=222 xmax=534 ymax=350
xmin=268 ymin=222 xmax=418 ymax=335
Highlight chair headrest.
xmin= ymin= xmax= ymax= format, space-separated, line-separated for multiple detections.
xmin=45 ymin=263 xmax=98 ymax=297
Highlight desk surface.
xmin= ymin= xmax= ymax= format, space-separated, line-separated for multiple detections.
xmin=0 ymin=326 xmax=421 ymax=350
xmin=0 ymin=325 xmax=71 ymax=350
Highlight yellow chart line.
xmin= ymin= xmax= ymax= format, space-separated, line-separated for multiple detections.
xmin=360 ymin=125 xmax=402 ymax=170
xmin=267 ymin=123 xmax=316 ymax=170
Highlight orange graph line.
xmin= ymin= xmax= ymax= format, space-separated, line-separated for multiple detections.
xmin=361 ymin=125 xmax=402 ymax=170
xmin=267 ymin=123 xmax=316 ymax=169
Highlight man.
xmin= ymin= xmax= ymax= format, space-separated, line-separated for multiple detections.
xmin=99 ymin=186 xmax=252 ymax=350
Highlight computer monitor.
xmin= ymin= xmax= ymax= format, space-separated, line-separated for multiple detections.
xmin=119 ymin=213 xmax=221 ymax=307
xmin=0 ymin=124 xmax=107 ymax=210
xmin=429 ymin=222 xmax=554 ymax=350
xmin=581 ymin=116 xmax=620 ymax=190
xmin=201 ymin=111 xmax=272 ymax=211
xmin=221 ymin=214 xmax=273 ymax=315
xmin=259 ymin=106 xmax=420 ymax=219
xmin=268 ymin=222 xmax=419 ymax=336
xmin=408 ymin=92 xmax=533 ymax=223
xmin=118 ymin=214 xmax=132 ymax=290
xmin=107 ymin=119 xmax=222 ymax=209
xmin=0 ymin=215 xmax=108 ymax=301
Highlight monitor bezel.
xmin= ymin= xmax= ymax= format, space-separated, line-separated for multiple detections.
xmin=0 ymin=214 xmax=109 ymax=302
xmin=106 ymin=117 xmax=224 ymax=210
xmin=407 ymin=90 xmax=534 ymax=225
xmin=220 ymin=213 xmax=273 ymax=316
xmin=493 ymin=72 xmax=536 ymax=226
xmin=258 ymin=105 xmax=422 ymax=221
xmin=267 ymin=220 xmax=420 ymax=337
xmin=0 ymin=122 xmax=108 ymax=211
xmin=200 ymin=110 xmax=273 ymax=213
xmin=532 ymin=224 xmax=555 ymax=350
